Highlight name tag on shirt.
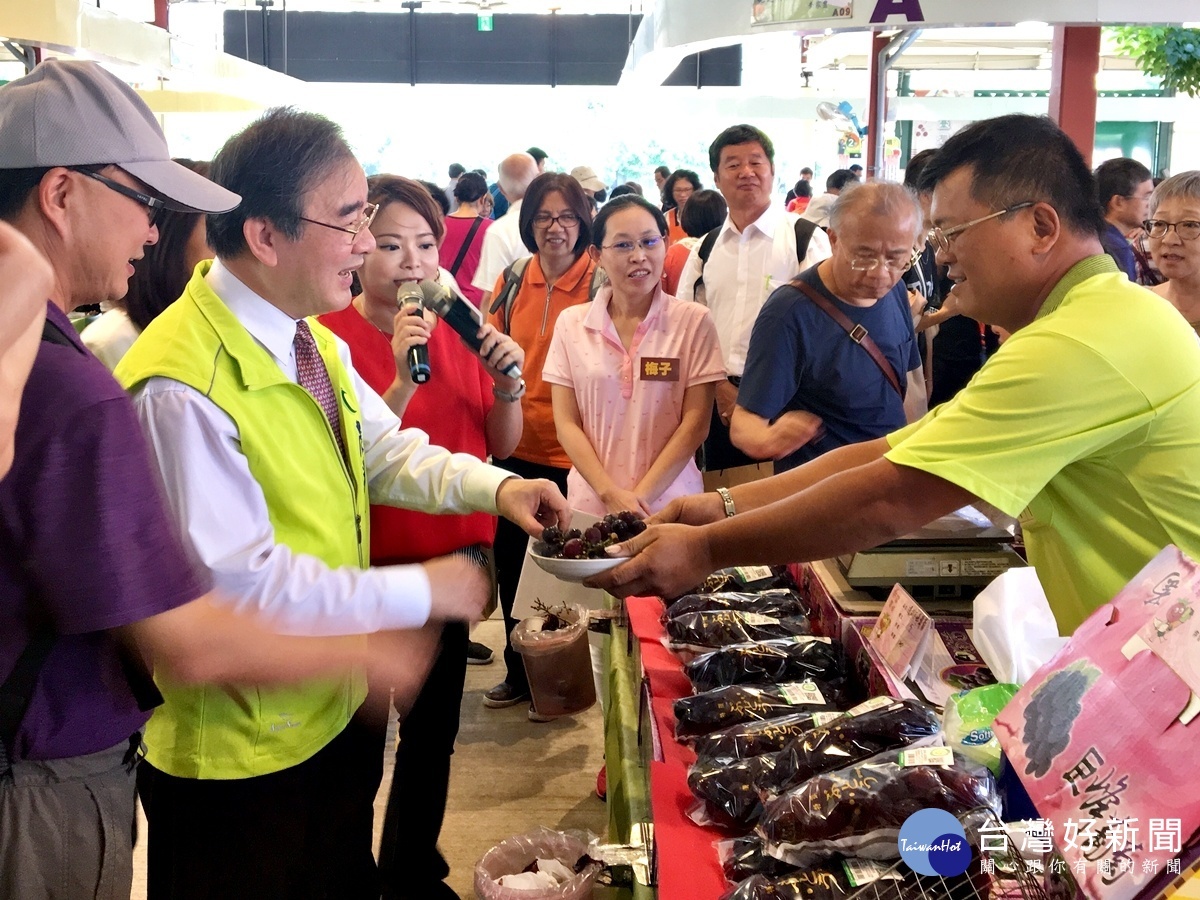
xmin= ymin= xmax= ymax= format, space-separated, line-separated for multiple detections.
xmin=640 ymin=357 xmax=680 ymax=382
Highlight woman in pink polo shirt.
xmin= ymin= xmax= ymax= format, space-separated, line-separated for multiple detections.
xmin=543 ymin=195 xmax=725 ymax=517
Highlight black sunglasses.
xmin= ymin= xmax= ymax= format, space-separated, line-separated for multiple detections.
xmin=74 ymin=168 xmax=169 ymax=225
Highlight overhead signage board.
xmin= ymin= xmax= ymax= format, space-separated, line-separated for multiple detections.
xmin=750 ymin=0 xmax=1196 ymax=27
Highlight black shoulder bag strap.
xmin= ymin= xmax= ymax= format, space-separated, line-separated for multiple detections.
xmin=794 ymin=217 xmax=817 ymax=266
xmin=691 ymin=226 xmax=722 ymax=297
xmin=448 ymin=217 xmax=485 ymax=279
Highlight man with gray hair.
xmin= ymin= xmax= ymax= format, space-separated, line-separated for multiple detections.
xmin=473 ymin=151 xmax=540 ymax=305
xmin=731 ymin=181 xmax=921 ymax=472
xmin=115 ymin=108 xmax=567 ymax=897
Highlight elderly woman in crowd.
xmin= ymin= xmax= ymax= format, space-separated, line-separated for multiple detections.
xmin=1147 ymin=171 xmax=1200 ymax=335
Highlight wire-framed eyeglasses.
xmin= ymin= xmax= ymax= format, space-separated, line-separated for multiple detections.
xmin=601 ymin=236 xmax=665 ymax=255
xmin=929 ymin=201 xmax=1035 ymax=254
xmin=299 ymin=203 xmax=379 ymax=237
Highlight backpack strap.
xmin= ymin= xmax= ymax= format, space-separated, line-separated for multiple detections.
xmin=487 ymin=256 xmax=531 ymax=334
xmin=793 ymin=217 xmax=818 ymax=267
xmin=691 ymin=226 xmax=722 ymax=298
xmin=448 ymin=217 xmax=485 ymax=279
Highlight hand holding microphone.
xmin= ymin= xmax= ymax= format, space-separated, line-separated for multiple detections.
xmin=396 ymin=283 xmax=431 ymax=384
xmin=418 ymin=279 xmax=522 ymax=379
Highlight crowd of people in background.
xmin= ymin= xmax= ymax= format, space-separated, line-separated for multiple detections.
xmin=4 ymin=54 xmax=1200 ymax=900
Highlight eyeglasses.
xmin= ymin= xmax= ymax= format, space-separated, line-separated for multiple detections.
xmin=929 ymin=201 xmax=1035 ymax=254
xmin=1144 ymin=219 xmax=1200 ymax=241
xmin=74 ymin=168 xmax=167 ymax=225
xmin=847 ymin=252 xmax=915 ymax=274
xmin=532 ymin=211 xmax=581 ymax=228
xmin=299 ymin=203 xmax=379 ymax=237
xmin=601 ymin=236 xmax=664 ymax=255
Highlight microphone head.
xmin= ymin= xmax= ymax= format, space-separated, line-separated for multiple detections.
xmin=417 ymin=279 xmax=455 ymax=315
xmin=396 ymin=282 xmax=424 ymax=311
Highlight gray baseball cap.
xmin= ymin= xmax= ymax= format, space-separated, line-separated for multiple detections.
xmin=0 ymin=59 xmax=240 ymax=214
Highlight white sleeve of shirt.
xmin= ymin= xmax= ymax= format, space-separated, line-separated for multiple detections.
xmin=129 ymin=379 xmax=436 ymax=636
xmin=472 ymin=226 xmax=506 ymax=293
xmin=675 ymin=243 xmax=704 ymax=304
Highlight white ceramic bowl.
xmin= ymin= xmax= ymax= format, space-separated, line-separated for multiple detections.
xmin=529 ymin=550 xmax=628 ymax=584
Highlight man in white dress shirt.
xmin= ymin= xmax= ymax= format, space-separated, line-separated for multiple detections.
xmin=676 ymin=124 xmax=832 ymax=476
xmin=116 ymin=108 xmax=568 ymax=899
xmin=472 ymin=151 xmax=540 ymax=306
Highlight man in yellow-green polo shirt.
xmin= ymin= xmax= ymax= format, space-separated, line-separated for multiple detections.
xmin=594 ymin=114 xmax=1200 ymax=638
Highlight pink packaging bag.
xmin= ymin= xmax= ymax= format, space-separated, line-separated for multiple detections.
xmin=993 ymin=545 xmax=1199 ymax=900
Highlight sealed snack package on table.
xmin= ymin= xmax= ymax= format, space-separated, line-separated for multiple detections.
xmin=721 ymin=864 xmax=854 ymax=900
xmin=682 ymin=565 xmax=797 ymax=597
xmin=684 ymin=637 xmax=850 ymax=692
xmin=693 ymin=709 xmax=846 ymax=762
xmin=941 ymin=683 xmax=1019 ymax=775
xmin=664 ymin=588 xmax=810 ymax=622
xmin=756 ymin=749 xmax=1001 ymax=868
xmin=688 ymin=699 xmax=943 ymax=830
xmin=759 ymin=699 xmax=943 ymax=794
xmin=474 ymin=826 xmax=601 ymax=900
xmin=667 ymin=610 xmax=813 ymax=653
xmin=716 ymin=835 xmax=799 ymax=883
xmin=674 ymin=679 xmax=856 ymax=740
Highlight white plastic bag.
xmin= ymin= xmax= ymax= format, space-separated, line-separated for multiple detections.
xmin=971 ymin=567 xmax=1068 ymax=685
xmin=475 ymin=827 xmax=600 ymax=900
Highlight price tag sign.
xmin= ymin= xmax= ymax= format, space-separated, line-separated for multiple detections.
xmin=868 ymin=583 xmax=934 ymax=679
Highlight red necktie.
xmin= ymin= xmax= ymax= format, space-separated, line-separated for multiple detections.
xmin=293 ymin=319 xmax=348 ymax=461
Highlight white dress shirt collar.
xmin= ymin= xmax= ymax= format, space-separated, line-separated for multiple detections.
xmin=206 ymin=259 xmax=306 ymax=379
xmin=717 ymin=201 xmax=784 ymax=244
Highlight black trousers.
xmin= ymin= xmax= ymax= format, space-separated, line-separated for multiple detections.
xmin=374 ymin=620 xmax=468 ymax=898
xmin=490 ymin=456 xmax=571 ymax=694
xmin=137 ymin=716 xmax=380 ymax=900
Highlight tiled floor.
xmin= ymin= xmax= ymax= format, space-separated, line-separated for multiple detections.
xmin=130 ymin=617 xmax=608 ymax=899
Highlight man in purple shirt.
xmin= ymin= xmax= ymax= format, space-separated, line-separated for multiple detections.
xmin=0 ymin=59 xmax=445 ymax=900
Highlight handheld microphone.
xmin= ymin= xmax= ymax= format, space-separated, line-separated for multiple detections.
xmin=418 ymin=279 xmax=522 ymax=379
xmin=396 ymin=283 xmax=431 ymax=384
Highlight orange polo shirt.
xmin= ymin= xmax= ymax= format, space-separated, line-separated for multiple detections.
xmin=666 ymin=208 xmax=687 ymax=246
xmin=489 ymin=252 xmax=595 ymax=469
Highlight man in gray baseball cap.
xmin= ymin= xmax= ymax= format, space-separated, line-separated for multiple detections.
xmin=0 ymin=58 xmax=428 ymax=900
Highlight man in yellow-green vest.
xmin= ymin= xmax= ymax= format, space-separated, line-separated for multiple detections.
xmin=117 ymin=108 xmax=568 ymax=899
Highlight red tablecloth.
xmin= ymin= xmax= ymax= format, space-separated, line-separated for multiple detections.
xmin=625 ymin=597 xmax=731 ymax=899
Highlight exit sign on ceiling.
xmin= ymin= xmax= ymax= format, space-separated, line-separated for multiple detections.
xmin=477 ymin=12 xmax=493 ymax=31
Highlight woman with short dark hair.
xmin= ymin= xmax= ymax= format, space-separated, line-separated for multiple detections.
xmin=662 ymin=188 xmax=727 ymax=295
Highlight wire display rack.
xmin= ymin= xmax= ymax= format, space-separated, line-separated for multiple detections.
xmin=845 ymin=811 xmax=1049 ymax=900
